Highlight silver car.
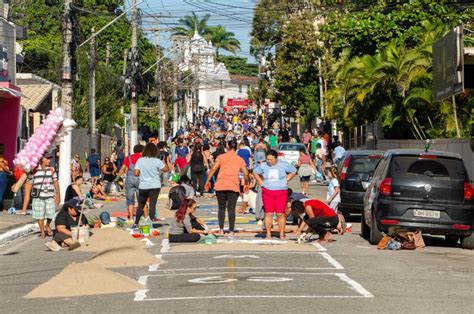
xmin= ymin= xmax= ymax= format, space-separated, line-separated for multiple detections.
xmin=277 ymin=143 xmax=306 ymax=166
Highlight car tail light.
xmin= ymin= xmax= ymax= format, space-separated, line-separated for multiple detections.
xmin=379 ymin=178 xmax=392 ymax=196
xmin=380 ymin=219 xmax=399 ymax=225
xmin=340 ymin=156 xmax=351 ymax=181
xmin=419 ymin=154 xmax=437 ymax=159
xmin=464 ymin=182 xmax=474 ymax=200
xmin=453 ymin=224 xmax=470 ymax=230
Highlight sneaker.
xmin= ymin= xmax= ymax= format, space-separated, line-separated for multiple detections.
xmin=68 ymin=241 xmax=81 ymax=251
xmin=44 ymin=241 xmax=61 ymax=252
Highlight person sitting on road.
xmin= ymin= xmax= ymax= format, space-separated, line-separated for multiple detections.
xmin=44 ymin=199 xmax=88 ymax=251
xmin=179 ymin=175 xmax=195 ymax=199
xmin=291 ymin=199 xmax=344 ymax=243
xmin=168 ymin=174 xmax=187 ymax=210
xmin=90 ymin=179 xmax=107 ymax=200
xmin=64 ymin=175 xmax=84 ymax=203
xmin=168 ymin=199 xmax=209 ymax=243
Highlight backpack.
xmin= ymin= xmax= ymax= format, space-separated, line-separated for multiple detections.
xmin=125 ymin=155 xmax=139 ymax=188
xmin=169 ymin=185 xmax=186 ymax=210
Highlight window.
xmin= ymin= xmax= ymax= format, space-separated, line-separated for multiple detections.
xmin=239 ymin=85 xmax=242 ymax=93
xmin=219 ymin=95 xmax=224 ymax=108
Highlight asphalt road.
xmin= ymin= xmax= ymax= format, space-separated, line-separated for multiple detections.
xmin=1 ymin=182 xmax=473 ymax=313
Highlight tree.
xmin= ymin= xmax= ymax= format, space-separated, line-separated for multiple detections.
xmin=208 ymin=26 xmax=240 ymax=57
xmin=217 ymin=56 xmax=258 ymax=76
xmin=172 ymin=11 xmax=212 ymax=38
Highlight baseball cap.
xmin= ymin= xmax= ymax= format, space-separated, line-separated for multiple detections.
xmin=66 ymin=198 xmax=82 ymax=212
xmin=99 ymin=211 xmax=111 ymax=225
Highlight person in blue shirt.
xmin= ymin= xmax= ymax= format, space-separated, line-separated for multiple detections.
xmin=175 ymin=139 xmax=189 ymax=158
xmin=237 ymin=142 xmax=252 ymax=168
xmin=134 ymin=143 xmax=169 ymax=225
xmin=333 ymin=141 xmax=346 ymax=165
xmin=86 ymin=149 xmax=101 ymax=185
xmin=254 ymin=150 xmax=297 ymax=240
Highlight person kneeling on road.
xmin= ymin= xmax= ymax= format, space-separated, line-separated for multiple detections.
xmin=44 ymin=199 xmax=88 ymax=251
xmin=168 ymin=199 xmax=210 ymax=243
xmin=290 ymin=199 xmax=344 ymax=243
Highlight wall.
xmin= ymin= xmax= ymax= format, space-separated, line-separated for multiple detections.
xmin=71 ymin=128 xmax=112 ymax=163
xmin=198 ymin=82 xmax=249 ymax=109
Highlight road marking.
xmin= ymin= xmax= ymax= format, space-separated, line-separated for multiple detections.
xmin=188 ymin=276 xmax=238 ymax=284
xmin=151 ymin=266 xmax=338 ymax=272
xmin=147 ymin=271 xmax=355 ymax=277
xmin=134 ymin=275 xmax=149 ymax=301
xmin=312 ymin=243 xmax=327 ymax=251
xmin=214 ymin=254 xmax=260 ymax=259
xmin=161 ymin=239 xmax=170 ymax=253
xmin=247 ymin=277 xmax=293 ymax=282
xmin=319 ymin=252 xmax=344 ymax=270
xmin=334 ymin=273 xmax=374 ymax=298
xmin=137 ymin=295 xmax=370 ymax=302
xmin=0 ymin=235 xmax=37 ymax=254
xmin=149 ymin=255 xmax=163 ymax=272
xmin=161 ymin=251 xmax=325 ymax=256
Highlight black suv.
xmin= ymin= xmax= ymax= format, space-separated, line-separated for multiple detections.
xmin=362 ymin=149 xmax=474 ymax=249
xmin=337 ymin=150 xmax=384 ymax=215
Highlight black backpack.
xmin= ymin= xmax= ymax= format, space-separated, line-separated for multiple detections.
xmin=169 ymin=185 xmax=187 ymax=210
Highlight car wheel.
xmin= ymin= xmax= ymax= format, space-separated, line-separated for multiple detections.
xmin=369 ymin=210 xmax=383 ymax=245
xmin=445 ymin=235 xmax=459 ymax=245
xmin=460 ymin=233 xmax=474 ymax=250
xmin=360 ymin=209 xmax=370 ymax=239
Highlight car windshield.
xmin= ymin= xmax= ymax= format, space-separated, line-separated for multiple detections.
xmin=347 ymin=156 xmax=381 ymax=175
xmin=389 ymin=155 xmax=467 ymax=180
xmin=279 ymin=144 xmax=304 ymax=151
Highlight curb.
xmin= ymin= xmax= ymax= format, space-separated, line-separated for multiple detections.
xmin=0 ymin=223 xmax=39 ymax=246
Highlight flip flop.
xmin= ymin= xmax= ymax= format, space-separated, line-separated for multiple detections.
xmin=15 ymin=211 xmax=27 ymax=215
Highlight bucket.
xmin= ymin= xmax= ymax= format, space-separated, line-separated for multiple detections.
xmin=71 ymin=226 xmax=90 ymax=243
xmin=140 ymin=225 xmax=150 ymax=236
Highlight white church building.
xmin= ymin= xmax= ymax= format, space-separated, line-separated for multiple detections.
xmin=178 ymin=31 xmax=256 ymax=117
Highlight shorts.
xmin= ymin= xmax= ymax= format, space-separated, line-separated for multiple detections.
xmin=125 ymin=183 xmax=139 ymax=206
xmin=89 ymin=167 xmax=100 ymax=177
xmin=300 ymin=175 xmax=311 ymax=182
xmin=53 ymin=232 xmax=70 ymax=245
xmin=32 ymin=198 xmax=56 ymax=220
xmin=262 ymin=188 xmax=288 ymax=214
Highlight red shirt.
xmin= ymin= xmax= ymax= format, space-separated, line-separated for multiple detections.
xmin=304 ymin=200 xmax=336 ymax=218
xmin=123 ymin=153 xmax=141 ymax=168
xmin=174 ymin=157 xmax=188 ymax=170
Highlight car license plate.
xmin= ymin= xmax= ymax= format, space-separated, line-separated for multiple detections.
xmin=413 ymin=209 xmax=440 ymax=219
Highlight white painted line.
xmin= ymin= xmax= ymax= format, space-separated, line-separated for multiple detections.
xmin=216 ymin=239 xmax=288 ymax=244
xmin=147 ymin=271 xmax=348 ymax=277
xmin=319 ymin=252 xmax=344 ymax=270
xmin=150 ymin=266 xmax=338 ymax=272
xmin=214 ymin=255 xmax=260 ymax=259
xmin=148 ymin=255 xmax=164 ymax=272
xmin=312 ymin=243 xmax=327 ymax=252
xmin=134 ymin=289 xmax=149 ymax=301
xmin=334 ymin=273 xmax=374 ymax=298
xmin=188 ymin=276 xmax=238 ymax=284
xmin=0 ymin=235 xmax=37 ymax=255
xmin=160 ymin=238 xmax=170 ymax=253
xmin=137 ymin=295 xmax=369 ymax=302
xmin=161 ymin=251 xmax=322 ymax=256
xmin=247 ymin=277 xmax=293 ymax=282
xmin=138 ymin=275 xmax=149 ymax=286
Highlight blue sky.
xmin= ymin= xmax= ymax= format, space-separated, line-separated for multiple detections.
xmin=133 ymin=0 xmax=257 ymax=62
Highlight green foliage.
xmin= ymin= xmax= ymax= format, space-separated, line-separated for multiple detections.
xmin=11 ymin=0 xmax=158 ymax=134
xmin=208 ymin=26 xmax=240 ymax=57
xmin=217 ymin=56 xmax=258 ymax=76
xmin=172 ymin=11 xmax=212 ymax=38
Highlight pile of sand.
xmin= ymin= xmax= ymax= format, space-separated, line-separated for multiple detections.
xmin=77 ymin=227 xmax=145 ymax=252
xmin=24 ymin=262 xmax=143 ymax=298
xmin=90 ymin=247 xmax=165 ymax=268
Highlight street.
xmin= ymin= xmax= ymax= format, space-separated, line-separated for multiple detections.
xmin=1 ymin=182 xmax=473 ymax=313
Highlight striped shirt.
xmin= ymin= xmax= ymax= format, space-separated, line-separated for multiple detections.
xmin=28 ymin=166 xmax=58 ymax=198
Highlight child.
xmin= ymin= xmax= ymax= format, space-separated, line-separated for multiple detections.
xmin=325 ymin=166 xmax=340 ymax=212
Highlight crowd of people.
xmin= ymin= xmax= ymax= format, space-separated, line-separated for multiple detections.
xmin=1 ymin=108 xmax=347 ymax=246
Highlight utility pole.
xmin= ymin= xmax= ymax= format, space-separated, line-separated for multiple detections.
xmin=318 ymin=57 xmax=324 ymax=118
xmin=58 ymin=0 xmax=75 ymax=201
xmin=122 ymin=48 xmax=129 ymax=154
xmin=89 ymin=27 xmax=97 ymax=153
xmin=105 ymin=42 xmax=111 ymax=66
xmin=154 ymin=17 xmax=165 ymax=141
xmin=130 ymin=0 xmax=138 ymax=148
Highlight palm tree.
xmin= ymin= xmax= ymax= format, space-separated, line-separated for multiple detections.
xmin=208 ymin=25 xmax=241 ymax=57
xmin=172 ymin=12 xmax=212 ymax=38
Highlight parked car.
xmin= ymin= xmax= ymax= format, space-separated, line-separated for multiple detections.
xmin=277 ymin=143 xmax=306 ymax=166
xmin=337 ymin=150 xmax=384 ymax=215
xmin=362 ymin=149 xmax=474 ymax=249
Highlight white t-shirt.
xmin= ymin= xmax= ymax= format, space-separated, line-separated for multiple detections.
xmin=327 ymin=178 xmax=341 ymax=203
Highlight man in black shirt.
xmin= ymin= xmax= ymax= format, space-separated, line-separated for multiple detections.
xmin=45 ymin=199 xmax=88 ymax=251
xmin=280 ymin=127 xmax=290 ymax=143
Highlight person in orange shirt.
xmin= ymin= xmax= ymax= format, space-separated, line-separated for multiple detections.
xmin=205 ymin=140 xmax=249 ymax=236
